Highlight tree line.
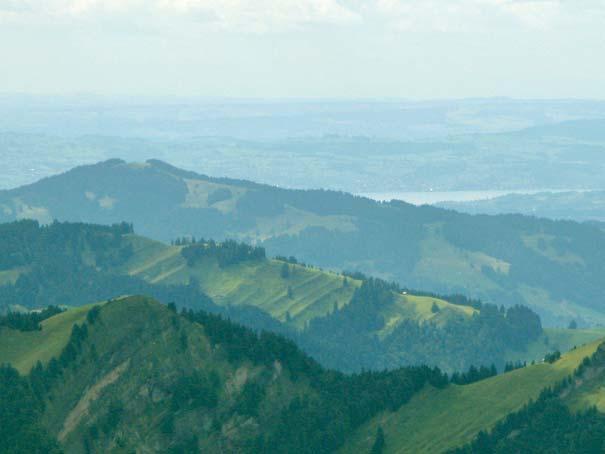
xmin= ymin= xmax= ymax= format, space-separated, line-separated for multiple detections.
xmin=0 ymin=306 xmax=63 ymax=332
xmin=180 ymin=239 xmax=266 ymax=268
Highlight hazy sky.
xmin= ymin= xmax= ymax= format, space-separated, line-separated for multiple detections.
xmin=1 ymin=0 xmax=604 ymax=98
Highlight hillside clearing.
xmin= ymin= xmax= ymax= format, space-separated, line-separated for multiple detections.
xmin=0 ymin=303 xmax=100 ymax=374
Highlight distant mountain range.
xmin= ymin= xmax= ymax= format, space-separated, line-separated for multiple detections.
xmin=3 ymin=159 xmax=605 ymax=326
xmin=2 ymin=116 xmax=605 ymax=193
xmin=5 ymin=97 xmax=604 ymax=140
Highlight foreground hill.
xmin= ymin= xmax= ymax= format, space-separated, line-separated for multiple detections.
xmin=0 ymin=296 xmax=450 ymax=453
xmin=2 ymin=297 xmax=604 ymax=453
xmin=2 ymin=159 xmax=605 ymax=325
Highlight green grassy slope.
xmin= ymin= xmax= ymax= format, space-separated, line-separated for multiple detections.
xmin=0 ymin=304 xmax=98 ymax=374
xmin=412 ymin=225 xmax=506 ymax=293
xmin=0 ymin=223 xmax=533 ymax=374
xmin=122 ymin=235 xmax=361 ymax=328
xmin=183 ymin=257 xmax=358 ymax=328
xmin=379 ymin=294 xmax=476 ymax=337
xmin=341 ymin=338 xmax=603 ymax=454
xmin=121 ymin=235 xmax=476 ymax=330
xmin=1 ymin=223 xmax=588 ymax=376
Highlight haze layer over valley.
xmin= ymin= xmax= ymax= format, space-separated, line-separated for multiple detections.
xmin=2 ymin=99 xmax=605 ymax=200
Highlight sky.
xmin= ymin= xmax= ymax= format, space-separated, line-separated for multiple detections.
xmin=1 ymin=0 xmax=604 ymax=99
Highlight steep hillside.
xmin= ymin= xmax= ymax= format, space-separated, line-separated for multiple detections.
xmin=2 ymin=159 xmax=605 ymax=325
xmin=450 ymin=342 xmax=605 ymax=453
xmin=342 ymin=338 xmax=604 ymax=454
xmin=0 ymin=296 xmax=449 ymax=453
xmin=3 ymin=297 xmax=604 ymax=453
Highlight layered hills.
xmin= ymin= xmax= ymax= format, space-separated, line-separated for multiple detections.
xmin=2 ymin=159 xmax=605 ymax=326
